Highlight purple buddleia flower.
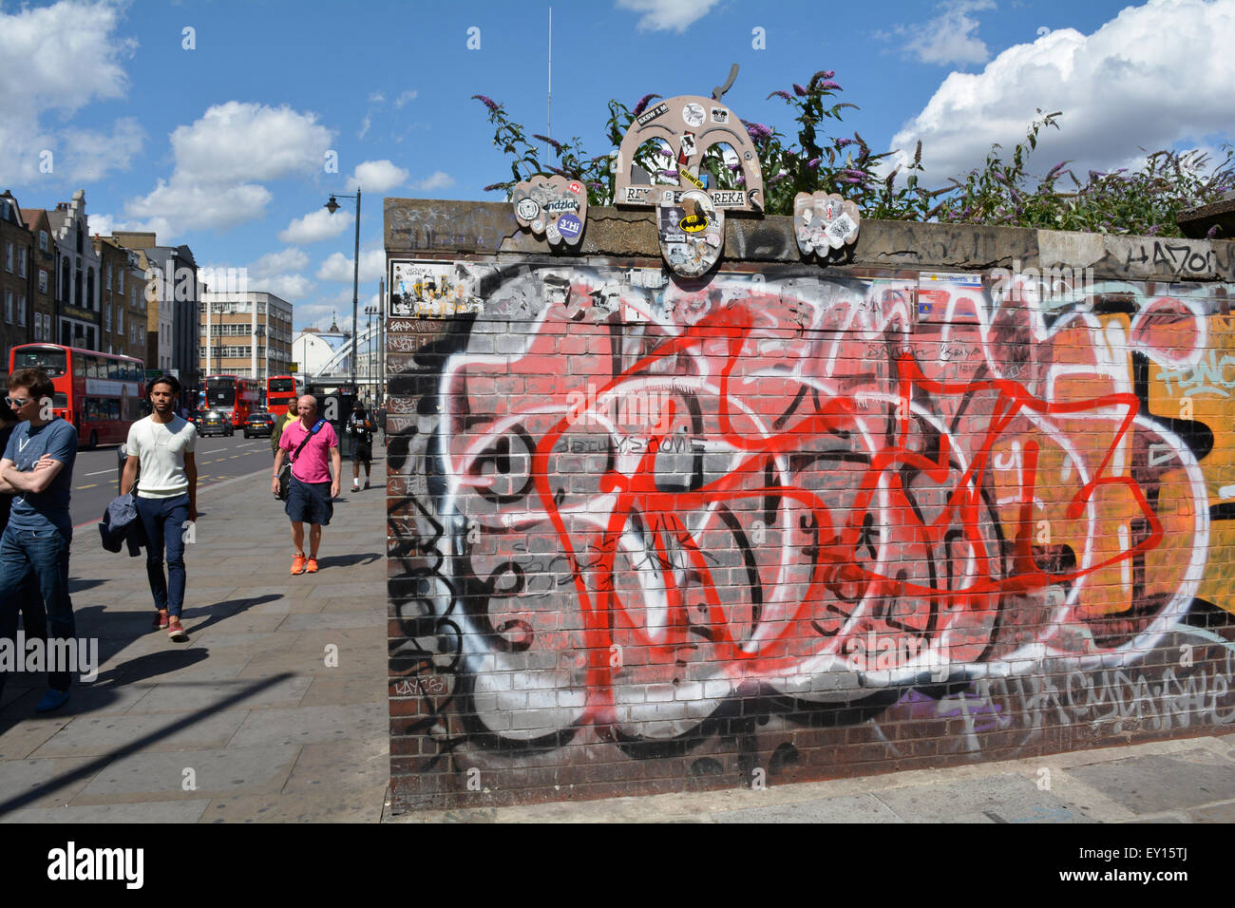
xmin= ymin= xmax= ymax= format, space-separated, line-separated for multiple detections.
xmin=768 ymin=90 xmax=793 ymax=101
xmin=814 ymin=81 xmax=843 ymax=92
xmin=1207 ymin=225 xmax=1220 ymax=238
xmin=533 ymin=134 xmax=564 ymax=154
xmin=806 ymin=157 xmax=821 ymax=170
xmin=1147 ymin=224 xmax=1161 ymax=235
xmin=632 ymin=94 xmax=661 ymax=117
xmin=741 ymin=119 xmax=772 ymax=142
xmin=769 ymin=170 xmax=787 ymax=184
xmin=811 ymin=69 xmax=836 ymax=85
xmin=793 ymin=83 xmax=808 ymax=96
xmin=658 ymin=169 xmax=679 ymax=179
xmin=736 ymin=174 xmax=745 ymax=185
xmin=835 ymin=138 xmax=854 ymax=148
xmin=482 ymin=183 xmax=506 ymax=192
xmin=728 ymin=162 xmax=742 ymax=171
xmin=472 ymin=95 xmax=500 ymax=112
xmin=588 ymin=181 xmax=604 ymax=191
xmin=842 ymin=176 xmax=864 ymax=184
xmin=842 ymin=169 xmax=867 ymax=181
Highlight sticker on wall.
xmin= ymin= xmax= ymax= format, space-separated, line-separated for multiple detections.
xmin=389 ymin=260 xmax=487 ymax=317
xmin=614 ymin=94 xmax=764 ymax=213
xmin=511 ymin=175 xmax=588 ymax=247
xmin=793 ymin=191 xmax=860 ymax=258
xmin=657 ymin=189 xmax=723 ymax=278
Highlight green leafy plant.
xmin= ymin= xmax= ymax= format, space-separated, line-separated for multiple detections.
xmin=473 ymin=77 xmax=1235 ymax=237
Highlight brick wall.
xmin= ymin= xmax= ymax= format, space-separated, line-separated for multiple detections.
xmin=385 ymin=200 xmax=1235 ymax=812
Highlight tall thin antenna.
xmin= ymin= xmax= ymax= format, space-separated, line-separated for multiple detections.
xmin=547 ymin=6 xmax=552 ymax=160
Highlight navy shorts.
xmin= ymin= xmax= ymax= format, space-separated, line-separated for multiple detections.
xmin=286 ymin=477 xmax=333 ymax=526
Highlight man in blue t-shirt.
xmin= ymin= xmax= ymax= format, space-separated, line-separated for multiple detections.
xmin=0 ymin=368 xmax=78 ymax=712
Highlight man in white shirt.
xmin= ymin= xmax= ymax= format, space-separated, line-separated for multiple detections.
xmin=121 ymin=374 xmax=198 ymax=642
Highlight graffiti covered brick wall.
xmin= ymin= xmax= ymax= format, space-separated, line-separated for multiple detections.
xmin=385 ymin=206 xmax=1235 ymax=812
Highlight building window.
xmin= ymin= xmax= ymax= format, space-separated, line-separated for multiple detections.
xmin=4 ymin=290 xmax=11 ymax=324
xmin=106 ymin=263 xmax=113 ymax=291
xmin=105 ymin=306 xmax=112 ymax=332
xmin=18 ymin=246 xmax=27 ymax=278
xmin=118 ymin=269 xmax=124 ymax=294
xmin=17 ymin=294 xmax=26 ymax=327
xmin=4 ymin=241 xmax=11 ymax=272
xmin=118 ymin=306 xmax=123 ymax=334
xmin=38 ymin=269 xmax=48 ymax=295
xmin=39 ymin=231 xmax=48 ymax=253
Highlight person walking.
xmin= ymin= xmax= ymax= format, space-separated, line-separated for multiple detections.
xmin=347 ymin=404 xmax=376 ymax=491
xmin=121 ymin=374 xmax=198 ymax=643
xmin=271 ymin=395 xmax=340 ymax=575
xmin=0 ymin=368 xmax=79 ymax=711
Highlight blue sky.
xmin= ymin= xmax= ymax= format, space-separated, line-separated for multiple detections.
xmin=2 ymin=0 xmax=1231 ymax=333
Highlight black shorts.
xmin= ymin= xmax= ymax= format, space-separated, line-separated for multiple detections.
xmin=286 ymin=476 xmax=333 ymax=526
xmin=352 ymin=442 xmax=372 ymax=464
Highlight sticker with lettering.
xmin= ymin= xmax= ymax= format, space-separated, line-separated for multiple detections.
xmin=512 ymin=173 xmax=589 ymax=246
xmin=636 ymin=102 xmax=669 ymax=126
xmin=657 ymin=189 xmax=723 ymax=278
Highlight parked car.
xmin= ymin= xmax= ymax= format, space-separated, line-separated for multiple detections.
xmin=199 ymin=410 xmax=234 ymax=437
xmin=244 ymin=411 xmax=275 ymax=438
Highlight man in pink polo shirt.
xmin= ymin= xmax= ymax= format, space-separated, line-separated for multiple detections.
xmin=271 ymin=395 xmax=341 ymax=574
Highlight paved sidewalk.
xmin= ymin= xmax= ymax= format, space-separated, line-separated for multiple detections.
xmin=390 ymin=733 xmax=1235 ymax=824
xmin=0 ymin=454 xmax=388 ymax=823
xmin=2 ymin=448 xmax=1232 ymax=825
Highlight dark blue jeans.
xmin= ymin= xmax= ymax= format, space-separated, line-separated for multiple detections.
xmin=0 ymin=524 xmax=75 ymax=694
xmin=135 ymin=493 xmax=190 ymax=618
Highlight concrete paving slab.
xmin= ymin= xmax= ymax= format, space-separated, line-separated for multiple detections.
xmin=71 ymin=744 xmax=301 ymax=803
xmin=0 ymin=756 xmax=100 ymax=810
xmin=282 ymin=611 xmax=383 ymax=631
xmin=282 ymin=738 xmax=388 ymax=792
xmin=0 ymin=716 xmax=73 ymax=760
xmin=298 ymin=675 xmax=386 ymax=707
xmin=1183 ymin=800 xmax=1235 ymax=822
xmin=29 ymin=709 xmax=249 ymax=757
xmin=228 ymin=703 xmax=386 ymax=748
xmin=199 ymin=785 xmax=388 ymax=823
xmin=122 ymin=673 xmax=312 ymax=714
xmin=1 ymin=800 xmax=212 ymax=823
xmin=712 ymin=792 xmax=905 ymax=823
xmin=872 ymin=773 xmax=1101 ymax=823
xmin=1065 ymin=751 xmax=1235 ymax=815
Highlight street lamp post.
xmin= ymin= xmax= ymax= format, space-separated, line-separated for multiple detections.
xmin=364 ymin=303 xmax=378 ymax=404
xmin=324 ymin=188 xmax=361 ymax=395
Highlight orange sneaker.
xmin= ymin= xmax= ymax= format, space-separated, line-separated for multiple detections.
xmin=305 ymin=557 xmax=319 ymax=573
xmin=291 ymin=553 xmax=307 ymax=575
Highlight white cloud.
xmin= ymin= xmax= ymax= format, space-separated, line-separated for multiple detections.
xmin=890 ymin=0 xmax=1235 ymax=183
xmin=125 ymin=101 xmax=335 ymax=232
xmin=615 ymin=0 xmax=721 ymax=33
xmin=0 ymin=0 xmax=140 ymax=185
xmin=346 ymin=159 xmax=410 ymax=193
xmin=260 ymin=273 xmax=315 ymax=300
xmin=61 ymin=117 xmax=146 ymax=182
xmin=164 ymin=101 xmax=332 ymax=184
xmin=250 ymin=247 xmax=310 ymax=279
xmin=412 ymin=171 xmax=455 ymax=192
xmin=316 ymin=248 xmax=386 ymax=283
xmin=128 ymin=179 xmax=273 ymax=231
xmin=278 ymin=207 xmax=352 ymax=245
xmin=394 ymin=90 xmax=418 ymax=108
xmin=900 ymin=0 xmax=994 ymax=66
xmin=87 ymin=212 xmax=172 ymax=242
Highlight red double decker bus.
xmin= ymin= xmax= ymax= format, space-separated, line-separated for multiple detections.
xmin=266 ymin=375 xmax=305 ymax=418
xmin=203 ymin=374 xmax=260 ymax=427
xmin=9 ymin=343 xmax=146 ymax=449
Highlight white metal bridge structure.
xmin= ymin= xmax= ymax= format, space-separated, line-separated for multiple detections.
xmin=302 ymin=320 xmax=385 ymax=402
